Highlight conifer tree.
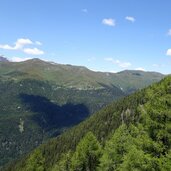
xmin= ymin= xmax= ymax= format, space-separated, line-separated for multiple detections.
xmin=71 ymin=132 xmax=101 ymax=171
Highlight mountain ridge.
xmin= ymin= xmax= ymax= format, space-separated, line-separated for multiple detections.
xmin=0 ymin=58 xmax=164 ymax=93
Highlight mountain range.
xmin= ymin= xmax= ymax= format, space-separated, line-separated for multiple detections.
xmin=4 ymin=73 xmax=171 ymax=171
xmin=0 ymin=58 xmax=165 ymax=167
xmin=0 ymin=58 xmax=164 ymax=93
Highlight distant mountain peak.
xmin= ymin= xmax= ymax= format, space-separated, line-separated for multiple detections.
xmin=117 ymin=69 xmax=163 ymax=75
xmin=0 ymin=56 xmax=9 ymax=62
xmin=26 ymin=58 xmax=43 ymax=62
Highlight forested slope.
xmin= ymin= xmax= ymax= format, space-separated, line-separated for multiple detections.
xmin=5 ymin=75 xmax=171 ymax=171
xmin=0 ymin=78 xmax=124 ymax=167
xmin=0 ymin=58 xmax=164 ymax=167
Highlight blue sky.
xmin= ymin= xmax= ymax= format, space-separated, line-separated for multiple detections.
xmin=0 ymin=0 xmax=171 ymax=74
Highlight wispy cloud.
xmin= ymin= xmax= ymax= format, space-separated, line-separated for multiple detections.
xmin=109 ymin=70 xmax=117 ymax=73
xmin=104 ymin=57 xmax=113 ymax=61
xmin=167 ymin=29 xmax=171 ymax=36
xmin=166 ymin=49 xmax=171 ymax=56
xmin=11 ymin=57 xmax=32 ymax=62
xmin=104 ymin=58 xmax=131 ymax=68
xmin=23 ymin=48 xmax=44 ymax=55
xmin=82 ymin=8 xmax=88 ymax=13
xmin=152 ymin=63 xmax=165 ymax=68
xmin=88 ymin=57 xmax=96 ymax=62
xmin=152 ymin=64 xmax=159 ymax=67
xmin=125 ymin=16 xmax=135 ymax=23
xmin=0 ymin=44 xmax=15 ymax=50
xmin=0 ymin=38 xmax=44 ymax=55
xmin=102 ymin=18 xmax=116 ymax=27
xmin=35 ymin=41 xmax=42 ymax=45
xmin=135 ymin=67 xmax=145 ymax=71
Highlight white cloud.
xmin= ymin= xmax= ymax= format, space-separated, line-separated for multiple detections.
xmin=152 ymin=64 xmax=165 ymax=68
xmin=87 ymin=57 xmax=96 ymax=62
xmin=0 ymin=44 xmax=15 ymax=50
xmin=135 ymin=67 xmax=145 ymax=71
xmin=0 ymin=38 xmax=44 ymax=55
xmin=166 ymin=49 xmax=171 ymax=56
xmin=109 ymin=70 xmax=117 ymax=73
xmin=11 ymin=57 xmax=31 ymax=62
xmin=35 ymin=41 xmax=42 ymax=45
xmin=82 ymin=8 xmax=88 ymax=13
xmin=89 ymin=68 xmax=100 ymax=72
xmin=102 ymin=18 xmax=116 ymax=26
xmin=0 ymin=38 xmax=33 ymax=50
xmin=104 ymin=58 xmax=131 ymax=68
xmin=104 ymin=57 xmax=113 ymax=61
xmin=167 ymin=29 xmax=171 ymax=36
xmin=152 ymin=64 xmax=159 ymax=67
xmin=125 ymin=16 xmax=135 ymax=23
xmin=15 ymin=38 xmax=33 ymax=49
xmin=23 ymin=48 xmax=44 ymax=55
xmin=119 ymin=61 xmax=131 ymax=68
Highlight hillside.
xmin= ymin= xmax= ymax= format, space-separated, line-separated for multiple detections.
xmin=0 ymin=78 xmax=124 ymax=167
xmin=4 ymin=75 xmax=171 ymax=171
xmin=0 ymin=58 xmax=164 ymax=167
xmin=0 ymin=58 xmax=164 ymax=93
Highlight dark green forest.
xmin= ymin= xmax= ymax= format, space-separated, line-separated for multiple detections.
xmin=4 ymin=75 xmax=171 ymax=171
xmin=0 ymin=78 xmax=124 ymax=167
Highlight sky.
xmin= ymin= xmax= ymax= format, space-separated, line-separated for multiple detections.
xmin=0 ymin=0 xmax=171 ymax=74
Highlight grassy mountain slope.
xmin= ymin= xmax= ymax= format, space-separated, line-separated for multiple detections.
xmin=0 ymin=58 xmax=164 ymax=93
xmin=0 ymin=59 xmax=164 ymax=167
xmin=5 ymin=75 xmax=171 ymax=171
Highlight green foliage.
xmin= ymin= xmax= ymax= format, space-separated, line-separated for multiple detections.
xmin=71 ymin=132 xmax=102 ymax=171
xmin=97 ymin=76 xmax=171 ymax=171
xmin=98 ymin=124 xmax=154 ymax=171
xmin=99 ymin=124 xmax=131 ymax=171
xmin=160 ymin=150 xmax=171 ymax=170
xmin=52 ymin=151 xmax=72 ymax=171
xmin=25 ymin=149 xmax=45 ymax=171
xmin=119 ymin=147 xmax=154 ymax=171
xmin=51 ymin=132 xmax=102 ymax=171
